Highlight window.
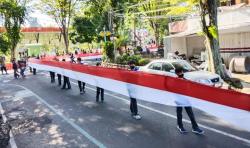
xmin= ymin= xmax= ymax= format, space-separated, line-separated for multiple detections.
xmin=162 ymin=63 xmax=174 ymax=72
xmin=149 ymin=62 xmax=162 ymax=70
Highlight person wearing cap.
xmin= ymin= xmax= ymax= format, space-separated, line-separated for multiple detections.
xmin=175 ymin=67 xmax=204 ymax=134
xmin=77 ymin=57 xmax=86 ymax=94
xmin=128 ymin=61 xmax=141 ymax=120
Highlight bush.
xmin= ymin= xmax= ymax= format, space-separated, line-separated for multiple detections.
xmin=138 ymin=58 xmax=150 ymax=66
xmin=114 ymin=54 xmax=150 ymax=66
xmin=103 ymin=41 xmax=114 ymax=62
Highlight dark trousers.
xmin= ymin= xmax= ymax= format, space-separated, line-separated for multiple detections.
xmin=96 ymin=87 xmax=104 ymax=101
xmin=29 ymin=67 xmax=33 ymax=73
xmin=177 ymin=107 xmax=198 ymax=129
xmin=33 ymin=68 xmax=36 ymax=75
xmin=14 ymin=69 xmax=19 ymax=79
xmin=57 ymin=74 xmax=62 ymax=85
xmin=1 ymin=66 xmax=7 ymax=74
xmin=49 ymin=71 xmax=55 ymax=83
xmin=130 ymin=98 xmax=138 ymax=115
xmin=78 ymin=81 xmax=85 ymax=92
xmin=62 ymin=76 xmax=71 ymax=89
xmin=20 ymin=68 xmax=25 ymax=77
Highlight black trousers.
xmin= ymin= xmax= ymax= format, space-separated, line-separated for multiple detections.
xmin=1 ymin=66 xmax=7 ymax=74
xmin=29 ymin=67 xmax=33 ymax=73
xmin=96 ymin=87 xmax=104 ymax=101
xmin=14 ymin=69 xmax=19 ymax=78
xmin=49 ymin=71 xmax=55 ymax=83
xmin=78 ymin=81 xmax=85 ymax=92
xmin=130 ymin=98 xmax=138 ymax=115
xmin=57 ymin=74 xmax=62 ymax=85
xmin=62 ymin=76 xmax=71 ymax=89
xmin=33 ymin=68 xmax=36 ymax=75
xmin=176 ymin=107 xmax=198 ymax=129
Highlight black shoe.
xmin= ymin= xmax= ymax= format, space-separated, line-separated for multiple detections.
xmin=96 ymin=97 xmax=99 ymax=102
xmin=61 ymin=87 xmax=66 ymax=89
xmin=192 ymin=128 xmax=204 ymax=135
xmin=177 ymin=126 xmax=188 ymax=134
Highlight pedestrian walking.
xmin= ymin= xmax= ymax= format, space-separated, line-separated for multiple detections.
xmin=0 ymin=56 xmax=8 ymax=75
xmin=128 ymin=61 xmax=141 ymax=120
xmin=175 ymin=67 xmax=204 ymax=134
xmin=61 ymin=59 xmax=71 ymax=89
xmin=19 ymin=60 xmax=26 ymax=78
xmin=12 ymin=59 xmax=19 ymax=79
xmin=95 ymin=62 xmax=104 ymax=102
xmin=77 ymin=57 xmax=86 ymax=94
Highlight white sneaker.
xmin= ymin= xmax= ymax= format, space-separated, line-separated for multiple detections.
xmin=132 ymin=114 xmax=142 ymax=120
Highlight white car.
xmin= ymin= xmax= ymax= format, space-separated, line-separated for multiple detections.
xmin=139 ymin=59 xmax=223 ymax=86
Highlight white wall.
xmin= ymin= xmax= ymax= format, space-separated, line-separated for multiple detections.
xmin=220 ymin=32 xmax=250 ymax=48
xmin=186 ymin=36 xmax=206 ymax=57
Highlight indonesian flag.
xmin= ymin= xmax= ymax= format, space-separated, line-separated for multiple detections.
xmin=28 ymin=59 xmax=250 ymax=132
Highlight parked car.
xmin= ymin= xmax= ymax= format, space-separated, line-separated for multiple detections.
xmin=81 ymin=58 xmax=102 ymax=66
xmin=139 ymin=59 xmax=223 ymax=86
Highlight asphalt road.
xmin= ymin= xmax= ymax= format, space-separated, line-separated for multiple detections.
xmin=0 ymin=71 xmax=249 ymax=148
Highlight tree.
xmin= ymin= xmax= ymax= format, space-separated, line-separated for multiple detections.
xmin=39 ymin=0 xmax=80 ymax=53
xmin=134 ymin=0 xmax=171 ymax=46
xmin=0 ymin=34 xmax=10 ymax=54
xmin=199 ymin=0 xmax=228 ymax=79
xmin=69 ymin=16 xmax=96 ymax=49
xmin=0 ymin=0 xmax=26 ymax=59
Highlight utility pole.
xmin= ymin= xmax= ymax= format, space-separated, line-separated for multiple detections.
xmin=133 ymin=17 xmax=137 ymax=47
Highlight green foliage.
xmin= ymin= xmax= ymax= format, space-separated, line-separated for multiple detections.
xmin=0 ymin=34 xmax=10 ymax=54
xmin=70 ymin=17 xmax=96 ymax=44
xmin=0 ymin=0 xmax=26 ymax=58
xmin=115 ymin=53 xmax=149 ymax=66
xmin=208 ymin=25 xmax=218 ymax=39
xmin=103 ymin=41 xmax=115 ymax=62
xmin=138 ymin=58 xmax=150 ymax=66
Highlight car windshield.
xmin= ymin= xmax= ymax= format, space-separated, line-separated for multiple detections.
xmin=171 ymin=61 xmax=197 ymax=72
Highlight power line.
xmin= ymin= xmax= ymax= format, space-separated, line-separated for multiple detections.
xmin=114 ymin=0 xmax=166 ymax=12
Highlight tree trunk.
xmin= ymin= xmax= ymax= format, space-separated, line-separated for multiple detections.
xmin=10 ymin=46 xmax=16 ymax=60
xmin=62 ymin=27 xmax=69 ymax=54
xmin=199 ymin=0 xmax=228 ymax=79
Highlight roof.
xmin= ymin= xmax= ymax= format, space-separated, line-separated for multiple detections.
xmin=0 ymin=27 xmax=61 ymax=33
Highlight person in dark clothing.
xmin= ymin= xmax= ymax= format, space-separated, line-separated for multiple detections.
xmin=77 ymin=57 xmax=86 ymax=94
xmin=96 ymin=87 xmax=104 ymax=102
xmin=12 ymin=59 xmax=19 ymax=79
xmin=61 ymin=59 xmax=71 ymax=89
xmin=19 ymin=60 xmax=26 ymax=78
xmin=96 ymin=62 xmax=104 ymax=102
xmin=33 ymin=68 xmax=36 ymax=75
xmin=70 ymin=53 xmax=76 ymax=63
xmin=128 ymin=61 xmax=141 ymax=120
xmin=57 ymin=74 xmax=62 ymax=86
xmin=1 ymin=56 xmax=8 ymax=75
xmin=49 ymin=71 xmax=55 ymax=83
xmin=175 ymin=67 xmax=204 ymax=134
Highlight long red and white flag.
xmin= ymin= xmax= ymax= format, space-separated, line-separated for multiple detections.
xmin=28 ymin=59 xmax=250 ymax=131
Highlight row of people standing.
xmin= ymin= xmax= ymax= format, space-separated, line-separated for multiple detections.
xmin=47 ymin=58 xmax=142 ymax=120
xmin=32 ymin=57 xmax=204 ymax=134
